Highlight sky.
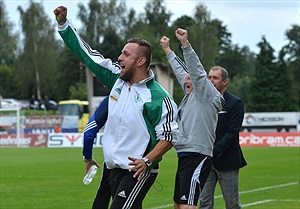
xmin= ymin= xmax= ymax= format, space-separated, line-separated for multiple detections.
xmin=3 ymin=0 xmax=300 ymax=54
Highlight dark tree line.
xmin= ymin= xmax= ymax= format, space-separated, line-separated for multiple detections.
xmin=0 ymin=0 xmax=299 ymax=111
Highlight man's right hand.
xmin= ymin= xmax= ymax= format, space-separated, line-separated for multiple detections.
xmin=85 ymin=159 xmax=100 ymax=175
xmin=175 ymin=28 xmax=190 ymax=47
xmin=53 ymin=6 xmax=67 ymax=25
xmin=160 ymin=36 xmax=172 ymax=55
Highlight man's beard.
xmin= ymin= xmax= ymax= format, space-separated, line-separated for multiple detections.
xmin=120 ymin=68 xmax=134 ymax=82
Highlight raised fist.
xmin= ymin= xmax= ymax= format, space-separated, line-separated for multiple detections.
xmin=53 ymin=6 xmax=67 ymax=23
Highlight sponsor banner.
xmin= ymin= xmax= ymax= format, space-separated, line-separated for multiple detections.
xmin=0 ymin=116 xmax=18 ymax=127
xmin=48 ymin=132 xmax=104 ymax=147
xmin=61 ymin=128 xmax=78 ymax=133
xmin=25 ymin=116 xmax=62 ymax=128
xmin=0 ymin=134 xmax=48 ymax=147
xmin=24 ymin=128 xmax=56 ymax=134
xmin=239 ymin=132 xmax=300 ymax=147
xmin=242 ymin=112 xmax=298 ymax=127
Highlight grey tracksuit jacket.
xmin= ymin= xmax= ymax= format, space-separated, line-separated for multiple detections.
xmin=166 ymin=45 xmax=224 ymax=157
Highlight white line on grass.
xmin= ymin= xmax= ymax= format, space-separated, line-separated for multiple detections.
xmin=215 ymin=181 xmax=298 ymax=198
xmin=242 ymin=199 xmax=300 ymax=207
xmin=147 ymin=182 xmax=299 ymax=209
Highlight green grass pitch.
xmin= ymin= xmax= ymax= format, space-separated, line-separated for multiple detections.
xmin=0 ymin=147 xmax=299 ymax=209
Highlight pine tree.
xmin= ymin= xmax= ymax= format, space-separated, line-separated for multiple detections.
xmin=248 ymin=36 xmax=295 ymax=112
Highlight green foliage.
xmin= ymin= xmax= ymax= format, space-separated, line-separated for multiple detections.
xmin=14 ymin=0 xmax=59 ymax=100
xmin=216 ymin=45 xmax=254 ymax=79
xmin=248 ymin=37 xmax=298 ymax=112
xmin=227 ymin=74 xmax=251 ymax=109
xmin=276 ymin=60 xmax=298 ymax=111
xmin=78 ymin=0 xmax=127 ymax=47
xmin=0 ymin=147 xmax=299 ymax=208
xmin=22 ymin=109 xmax=58 ymax=116
xmin=69 ymin=82 xmax=88 ymax=101
xmin=100 ymin=28 xmax=124 ymax=61
xmin=0 ymin=1 xmax=19 ymax=66
xmin=172 ymin=79 xmax=184 ymax=105
xmin=0 ymin=65 xmax=16 ymax=98
xmin=280 ymin=25 xmax=300 ymax=110
xmin=144 ymin=0 xmax=171 ymax=39
xmin=188 ymin=4 xmax=219 ymax=70
xmin=54 ymin=48 xmax=83 ymax=101
xmin=0 ymin=0 xmax=299 ymax=112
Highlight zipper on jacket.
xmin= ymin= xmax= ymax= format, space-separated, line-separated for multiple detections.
xmin=117 ymin=83 xmax=131 ymax=142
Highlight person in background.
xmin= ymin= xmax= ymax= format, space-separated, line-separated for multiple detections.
xmin=54 ymin=6 xmax=179 ymax=208
xmin=38 ymin=96 xmax=44 ymax=110
xmin=29 ymin=94 xmax=38 ymax=109
xmin=160 ymin=29 xmax=224 ymax=209
xmin=82 ymin=96 xmax=110 ymax=209
xmin=199 ymin=66 xmax=247 ymax=209
xmin=43 ymin=95 xmax=50 ymax=110
xmin=83 ymin=96 xmax=142 ymax=209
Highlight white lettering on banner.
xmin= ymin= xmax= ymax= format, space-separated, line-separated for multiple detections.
xmin=245 ymin=115 xmax=284 ymax=124
xmin=239 ymin=132 xmax=300 ymax=147
xmin=48 ymin=133 xmax=104 ymax=147
xmin=0 ymin=135 xmax=31 ymax=146
xmin=31 ymin=128 xmax=55 ymax=134
xmin=242 ymin=112 xmax=298 ymax=126
xmin=25 ymin=116 xmax=62 ymax=128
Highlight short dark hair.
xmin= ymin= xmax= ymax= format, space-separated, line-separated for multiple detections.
xmin=210 ymin=66 xmax=229 ymax=80
xmin=127 ymin=38 xmax=152 ymax=67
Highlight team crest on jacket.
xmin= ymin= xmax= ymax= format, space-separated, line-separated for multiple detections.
xmin=134 ymin=92 xmax=141 ymax=103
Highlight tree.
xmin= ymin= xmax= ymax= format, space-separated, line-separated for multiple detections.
xmin=227 ymin=74 xmax=251 ymax=109
xmin=53 ymin=47 xmax=83 ymax=101
xmin=210 ymin=19 xmax=232 ymax=54
xmin=144 ymin=0 xmax=171 ymax=39
xmin=280 ymin=25 xmax=300 ymax=110
xmin=277 ymin=54 xmax=298 ymax=111
xmin=247 ymin=36 xmax=295 ymax=112
xmin=0 ymin=1 xmax=19 ymax=98
xmin=0 ymin=1 xmax=19 ymax=66
xmin=172 ymin=15 xmax=196 ymax=30
xmin=69 ymin=82 xmax=87 ymax=100
xmin=15 ymin=0 xmax=59 ymax=100
xmin=121 ymin=8 xmax=138 ymax=40
xmin=188 ymin=4 xmax=219 ymax=69
xmin=77 ymin=0 xmax=127 ymax=49
xmin=168 ymin=15 xmax=195 ymax=59
xmin=217 ymin=44 xmax=255 ymax=79
xmin=0 ymin=65 xmax=16 ymax=97
xmin=99 ymin=28 xmax=124 ymax=61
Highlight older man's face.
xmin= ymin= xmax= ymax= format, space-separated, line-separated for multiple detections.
xmin=184 ymin=74 xmax=193 ymax=95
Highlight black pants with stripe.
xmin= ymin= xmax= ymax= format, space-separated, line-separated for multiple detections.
xmin=92 ymin=163 xmax=112 ymax=209
xmin=109 ymin=168 xmax=157 ymax=209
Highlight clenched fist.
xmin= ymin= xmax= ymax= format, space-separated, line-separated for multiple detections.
xmin=53 ymin=6 xmax=67 ymax=24
xmin=175 ymin=28 xmax=189 ymax=47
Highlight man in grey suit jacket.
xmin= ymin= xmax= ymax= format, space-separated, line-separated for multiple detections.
xmin=199 ymin=66 xmax=247 ymax=209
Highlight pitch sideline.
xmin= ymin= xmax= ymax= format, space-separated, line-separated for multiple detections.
xmin=242 ymin=199 xmax=299 ymax=207
xmin=147 ymin=181 xmax=299 ymax=209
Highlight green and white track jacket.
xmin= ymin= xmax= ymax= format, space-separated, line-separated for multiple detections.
xmin=58 ymin=20 xmax=179 ymax=169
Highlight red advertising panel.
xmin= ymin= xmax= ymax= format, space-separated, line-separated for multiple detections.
xmin=0 ymin=134 xmax=48 ymax=147
xmin=239 ymin=132 xmax=300 ymax=147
